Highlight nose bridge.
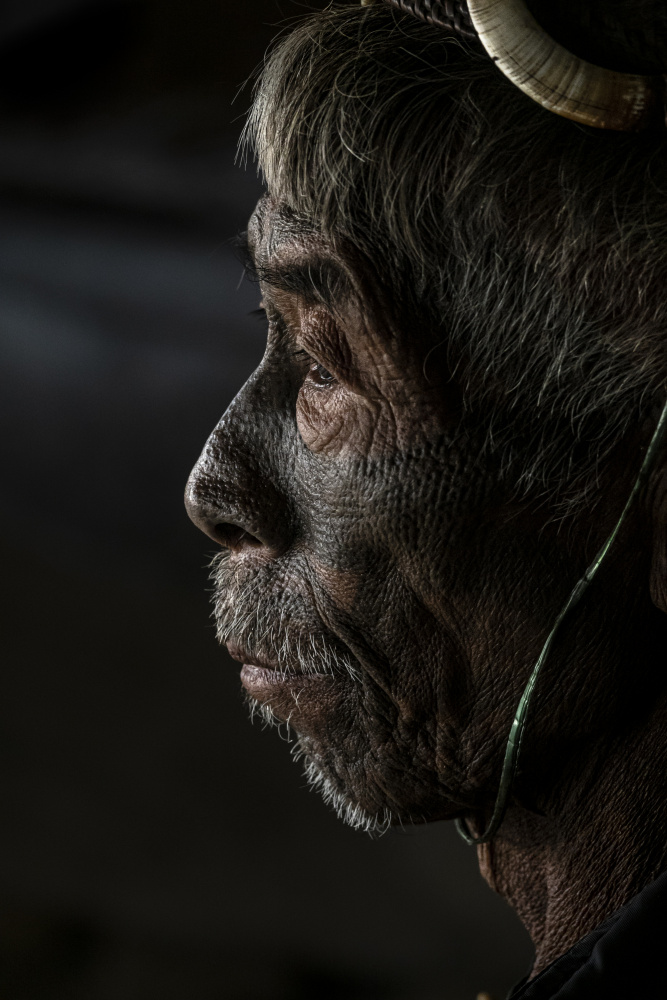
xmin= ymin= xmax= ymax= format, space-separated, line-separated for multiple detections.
xmin=185 ymin=369 xmax=295 ymax=553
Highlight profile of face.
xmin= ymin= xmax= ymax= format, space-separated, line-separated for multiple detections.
xmin=185 ymin=195 xmax=663 ymax=836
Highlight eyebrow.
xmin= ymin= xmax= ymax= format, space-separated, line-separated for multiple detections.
xmin=235 ymin=231 xmax=352 ymax=308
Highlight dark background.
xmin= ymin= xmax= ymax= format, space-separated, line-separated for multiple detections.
xmin=0 ymin=1 xmax=533 ymax=997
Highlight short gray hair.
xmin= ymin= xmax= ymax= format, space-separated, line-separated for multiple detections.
xmin=245 ymin=4 xmax=667 ymax=511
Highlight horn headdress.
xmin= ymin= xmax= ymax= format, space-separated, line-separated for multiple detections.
xmin=363 ymin=0 xmax=665 ymax=131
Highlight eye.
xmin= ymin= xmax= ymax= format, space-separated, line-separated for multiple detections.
xmin=308 ymin=361 xmax=336 ymax=387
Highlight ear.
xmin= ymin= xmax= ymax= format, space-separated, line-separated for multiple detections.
xmin=649 ymin=460 xmax=667 ymax=614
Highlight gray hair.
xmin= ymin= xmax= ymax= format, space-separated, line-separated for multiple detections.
xmin=245 ymin=4 xmax=667 ymax=511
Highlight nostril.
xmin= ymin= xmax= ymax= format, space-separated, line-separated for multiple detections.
xmin=214 ymin=523 xmax=262 ymax=551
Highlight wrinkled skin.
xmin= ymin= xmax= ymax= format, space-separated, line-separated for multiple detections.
xmin=186 ymin=197 xmax=667 ymax=973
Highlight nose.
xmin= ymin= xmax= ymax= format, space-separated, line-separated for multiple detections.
xmin=184 ymin=381 xmax=293 ymax=557
xmin=185 ymin=453 xmax=292 ymax=555
xmin=184 ymin=476 xmax=263 ymax=552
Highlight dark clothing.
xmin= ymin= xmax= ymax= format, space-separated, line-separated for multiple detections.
xmin=509 ymin=869 xmax=667 ymax=999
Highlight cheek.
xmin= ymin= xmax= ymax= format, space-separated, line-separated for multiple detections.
xmin=311 ymin=560 xmax=360 ymax=612
xmin=296 ymin=376 xmax=453 ymax=459
xmin=296 ymin=385 xmax=390 ymax=457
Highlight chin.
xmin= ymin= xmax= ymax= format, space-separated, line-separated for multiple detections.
xmin=242 ymin=676 xmax=456 ymax=833
xmin=229 ymin=636 xmax=460 ymax=830
xmin=299 ymin=746 xmax=396 ymax=835
xmin=239 ymin=672 xmax=392 ymax=831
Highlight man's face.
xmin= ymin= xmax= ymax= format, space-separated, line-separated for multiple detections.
xmin=185 ymin=197 xmax=641 ymax=831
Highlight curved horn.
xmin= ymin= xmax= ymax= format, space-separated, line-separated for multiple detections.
xmin=466 ymin=0 xmax=658 ymax=131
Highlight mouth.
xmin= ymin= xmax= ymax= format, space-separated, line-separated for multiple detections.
xmin=226 ymin=642 xmax=293 ymax=674
xmin=226 ymin=640 xmax=324 ymax=686
xmin=225 ymin=640 xmax=350 ymax=731
xmin=225 ymin=641 xmax=282 ymax=672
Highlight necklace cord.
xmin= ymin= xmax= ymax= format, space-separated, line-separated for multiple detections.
xmin=456 ymin=398 xmax=667 ymax=845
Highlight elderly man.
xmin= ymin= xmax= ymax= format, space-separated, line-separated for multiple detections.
xmin=186 ymin=1 xmax=667 ymax=996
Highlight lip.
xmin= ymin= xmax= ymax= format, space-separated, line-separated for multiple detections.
xmin=239 ymin=664 xmax=345 ymax=740
xmin=239 ymin=662 xmax=328 ymax=693
xmin=226 ymin=641 xmax=290 ymax=673
xmin=225 ymin=641 xmax=346 ymax=731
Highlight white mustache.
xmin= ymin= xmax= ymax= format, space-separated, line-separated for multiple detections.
xmin=209 ymin=551 xmax=361 ymax=682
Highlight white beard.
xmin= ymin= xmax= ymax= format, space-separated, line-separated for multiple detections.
xmin=246 ymin=696 xmax=393 ymax=836
xmin=300 ymin=754 xmax=394 ymax=836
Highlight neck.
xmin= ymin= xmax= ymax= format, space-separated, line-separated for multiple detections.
xmin=476 ymin=696 xmax=667 ymax=976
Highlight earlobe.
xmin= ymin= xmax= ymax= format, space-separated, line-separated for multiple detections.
xmin=649 ymin=463 xmax=667 ymax=614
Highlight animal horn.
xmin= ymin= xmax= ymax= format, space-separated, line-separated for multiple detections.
xmin=466 ymin=0 xmax=658 ymax=131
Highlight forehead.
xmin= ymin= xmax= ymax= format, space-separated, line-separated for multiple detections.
xmin=248 ymin=196 xmax=325 ymax=269
xmin=246 ymin=196 xmax=356 ymax=308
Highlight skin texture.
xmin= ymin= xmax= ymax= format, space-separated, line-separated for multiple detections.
xmin=185 ymin=196 xmax=667 ymax=976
